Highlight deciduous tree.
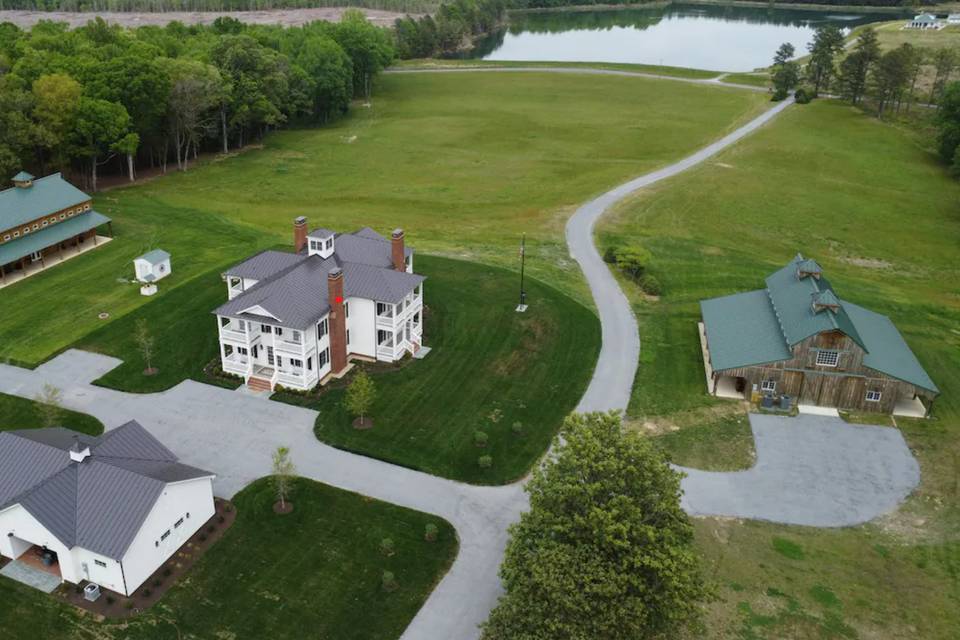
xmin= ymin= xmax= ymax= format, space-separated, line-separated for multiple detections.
xmin=481 ymin=412 xmax=708 ymax=640
xmin=838 ymin=27 xmax=880 ymax=105
xmin=271 ymin=445 xmax=297 ymax=512
xmin=770 ymin=43 xmax=799 ymax=101
xmin=805 ymin=24 xmax=844 ymax=94
xmin=344 ymin=369 xmax=376 ymax=428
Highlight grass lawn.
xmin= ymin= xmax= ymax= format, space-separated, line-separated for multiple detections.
xmin=0 ymin=71 xmax=766 ymax=367
xmin=721 ymin=72 xmax=770 ymax=89
xmin=0 ymin=477 xmax=458 ymax=640
xmin=277 ymin=255 xmax=599 ymax=485
xmin=600 ymin=99 xmax=960 ymax=638
xmin=0 ymin=392 xmax=104 ymax=435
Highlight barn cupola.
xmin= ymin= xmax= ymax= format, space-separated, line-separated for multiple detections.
xmin=812 ymin=289 xmax=841 ymax=314
xmin=797 ymin=257 xmax=822 ymax=280
xmin=11 ymin=171 xmax=34 ymax=189
xmin=308 ymin=227 xmax=336 ymax=259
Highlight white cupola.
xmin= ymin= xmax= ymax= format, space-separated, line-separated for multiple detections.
xmin=307 ymin=228 xmax=335 ymax=259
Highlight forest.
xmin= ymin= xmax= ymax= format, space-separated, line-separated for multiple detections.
xmin=0 ymin=12 xmax=394 ymax=189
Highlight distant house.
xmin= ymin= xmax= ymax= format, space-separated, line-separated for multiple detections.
xmin=214 ymin=218 xmax=425 ymax=392
xmin=699 ymin=254 xmax=939 ymax=416
xmin=0 ymin=422 xmax=215 ymax=596
xmin=906 ymin=14 xmax=942 ymax=29
xmin=0 ymin=172 xmax=113 ymax=287
xmin=134 ymin=249 xmax=171 ymax=283
xmin=948 ymin=13 xmax=960 ymax=24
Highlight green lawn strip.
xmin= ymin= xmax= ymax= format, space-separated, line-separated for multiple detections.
xmin=391 ymin=57 xmax=723 ymax=79
xmin=275 ymin=255 xmax=599 ymax=485
xmin=599 ymin=99 xmax=960 ymax=637
xmin=0 ymin=393 xmax=104 ymax=435
xmin=721 ymin=72 xmax=770 ymax=88
xmin=651 ymin=411 xmax=755 ymax=471
xmin=0 ymin=71 xmax=766 ymax=368
xmin=0 ymin=477 xmax=458 ymax=640
xmin=74 ymin=265 xmax=241 ymax=393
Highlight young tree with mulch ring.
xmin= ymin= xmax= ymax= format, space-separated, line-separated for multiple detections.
xmin=34 ymin=383 xmax=64 ymax=428
xmin=272 ymin=446 xmax=297 ymax=514
xmin=345 ymin=369 xmax=376 ymax=429
xmin=134 ymin=318 xmax=157 ymax=376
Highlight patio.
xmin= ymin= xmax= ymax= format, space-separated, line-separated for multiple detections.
xmin=0 ymin=235 xmax=113 ymax=290
xmin=0 ymin=553 xmax=62 ymax=594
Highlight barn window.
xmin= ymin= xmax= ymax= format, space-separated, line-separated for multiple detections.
xmin=865 ymin=390 xmax=882 ymax=402
xmin=816 ymin=350 xmax=839 ymax=367
xmin=761 ymin=379 xmax=777 ymax=392
xmin=94 ymin=559 xmax=107 ymax=568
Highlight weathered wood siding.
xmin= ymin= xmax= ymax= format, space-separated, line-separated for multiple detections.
xmin=717 ymin=329 xmax=927 ymax=413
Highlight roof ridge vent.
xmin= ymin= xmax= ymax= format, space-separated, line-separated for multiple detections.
xmin=69 ymin=436 xmax=92 ymax=463
xmin=812 ymin=289 xmax=841 ymax=315
xmin=797 ymin=257 xmax=822 ymax=280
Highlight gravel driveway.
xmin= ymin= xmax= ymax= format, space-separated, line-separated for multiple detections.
xmin=679 ymin=413 xmax=920 ymax=527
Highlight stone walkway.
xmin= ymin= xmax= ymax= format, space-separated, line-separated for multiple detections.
xmin=1 ymin=560 xmax=62 ymax=594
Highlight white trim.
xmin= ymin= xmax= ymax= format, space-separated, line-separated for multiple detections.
xmin=238 ymin=305 xmax=281 ymax=322
xmin=816 ymin=350 xmax=839 ymax=367
xmin=865 ymin=390 xmax=882 ymax=402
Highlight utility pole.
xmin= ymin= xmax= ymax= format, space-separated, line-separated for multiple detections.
xmin=516 ymin=233 xmax=528 ymax=313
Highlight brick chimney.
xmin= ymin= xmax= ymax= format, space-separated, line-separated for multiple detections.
xmin=294 ymin=216 xmax=308 ymax=253
xmin=391 ymin=229 xmax=406 ymax=272
xmin=327 ymin=267 xmax=348 ymax=374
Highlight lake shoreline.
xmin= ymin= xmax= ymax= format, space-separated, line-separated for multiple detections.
xmin=511 ymin=0 xmax=913 ymax=16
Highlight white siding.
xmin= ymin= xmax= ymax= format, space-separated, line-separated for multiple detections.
xmin=0 ymin=504 xmax=77 ymax=583
xmin=120 ymin=477 xmax=215 ymax=595
xmin=346 ymin=297 xmax=377 ymax=358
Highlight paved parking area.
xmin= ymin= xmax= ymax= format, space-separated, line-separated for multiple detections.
xmin=679 ymin=413 xmax=920 ymax=527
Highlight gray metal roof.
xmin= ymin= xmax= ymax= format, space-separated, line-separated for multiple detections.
xmin=1 ymin=173 xmax=91 ymax=232
xmin=215 ymin=227 xmax=424 ymax=329
xmin=135 ymin=249 xmax=170 ymax=266
xmin=308 ymin=227 xmax=335 ymax=238
xmin=701 ymin=289 xmax=793 ymax=371
xmin=0 ymin=210 xmax=111 ymax=266
xmin=0 ymin=422 xmax=213 ymax=561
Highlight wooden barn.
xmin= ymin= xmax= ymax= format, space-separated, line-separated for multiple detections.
xmin=699 ymin=254 xmax=939 ymax=417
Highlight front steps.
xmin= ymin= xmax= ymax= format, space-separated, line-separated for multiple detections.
xmin=247 ymin=376 xmax=273 ymax=393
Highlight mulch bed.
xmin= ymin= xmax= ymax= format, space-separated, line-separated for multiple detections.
xmin=273 ymin=500 xmax=294 ymax=514
xmin=352 ymin=417 xmax=374 ymax=430
xmin=57 ymin=497 xmax=237 ymax=620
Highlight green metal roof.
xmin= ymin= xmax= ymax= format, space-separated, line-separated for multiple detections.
xmin=0 ymin=173 xmax=91 ymax=233
xmin=765 ymin=254 xmax=866 ymax=350
xmin=841 ymin=301 xmax=939 ymax=394
xmin=0 ymin=211 xmax=111 ymax=266
xmin=11 ymin=171 xmax=34 ymax=182
xmin=701 ymin=254 xmax=938 ymax=396
xmin=701 ymin=289 xmax=792 ymax=371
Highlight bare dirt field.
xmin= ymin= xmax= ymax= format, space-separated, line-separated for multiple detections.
xmin=0 ymin=7 xmax=416 ymax=28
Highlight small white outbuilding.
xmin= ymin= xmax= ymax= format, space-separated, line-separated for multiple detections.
xmin=134 ymin=249 xmax=171 ymax=284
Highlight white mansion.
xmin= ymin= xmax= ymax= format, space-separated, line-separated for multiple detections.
xmin=214 ymin=218 xmax=425 ymax=392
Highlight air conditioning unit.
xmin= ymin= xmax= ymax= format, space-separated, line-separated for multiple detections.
xmin=83 ymin=583 xmax=101 ymax=602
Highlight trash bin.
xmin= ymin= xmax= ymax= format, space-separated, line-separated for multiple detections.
xmin=761 ymin=394 xmax=774 ymax=408
xmin=780 ymin=395 xmax=792 ymax=410
xmin=84 ymin=583 xmax=101 ymax=602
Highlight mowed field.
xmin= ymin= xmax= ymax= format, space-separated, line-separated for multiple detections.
xmin=599 ymin=100 xmax=960 ymax=638
xmin=0 ymin=71 xmax=767 ymax=366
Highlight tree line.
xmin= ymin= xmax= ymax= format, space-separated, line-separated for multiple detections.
xmin=513 ymin=0 xmax=929 ymax=7
xmin=0 ymin=0 xmax=435 ymax=11
xmin=769 ymin=25 xmax=960 ymax=178
xmin=393 ymin=0 xmax=505 ymax=58
xmin=0 ymin=13 xmax=394 ymax=190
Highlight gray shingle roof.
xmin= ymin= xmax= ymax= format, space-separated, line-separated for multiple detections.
xmin=1 ymin=173 xmax=91 ymax=232
xmin=0 ymin=422 xmax=213 ymax=560
xmin=701 ymin=254 xmax=938 ymax=395
xmin=215 ymin=227 xmax=424 ymax=329
xmin=0 ymin=210 xmax=112 ymax=266
xmin=136 ymin=249 xmax=170 ymax=266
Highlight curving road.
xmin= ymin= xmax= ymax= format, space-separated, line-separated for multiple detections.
xmin=0 ymin=76 xmax=837 ymax=640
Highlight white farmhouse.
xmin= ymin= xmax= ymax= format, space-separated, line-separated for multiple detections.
xmin=134 ymin=249 xmax=172 ymax=284
xmin=214 ymin=218 xmax=425 ymax=392
xmin=0 ymin=422 xmax=215 ymax=596
xmin=906 ymin=14 xmax=942 ymax=29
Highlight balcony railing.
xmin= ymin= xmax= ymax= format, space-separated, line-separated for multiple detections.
xmin=220 ymin=327 xmax=248 ymax=343
xmin=274 ymin=339 xmax=304 ymax=355
xmin=223 ymin=356 xmax=250 ymax=375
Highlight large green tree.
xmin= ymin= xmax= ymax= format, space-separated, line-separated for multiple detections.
xmin=937 ymin=82 xmax=960 ymax=172
xmin=328 ymin=9 xmax=395 ymax=99
xmin=31 ymin=73 xmax=81 ymax=172
xmin=69 ymin=96 xmax=130 ymax=190
xmin=482 ymin=412 xmax=707 ymax=640
xmin=838 ymin=27 xmax=881 ymax=105
xmin=770 ymin=42 xmax=799 ymax=101
xmin=805 ymin=24 xmax=844 ymax=94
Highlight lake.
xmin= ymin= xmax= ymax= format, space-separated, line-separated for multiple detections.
xmin=465 ymin=4 xmax=906 ymax=72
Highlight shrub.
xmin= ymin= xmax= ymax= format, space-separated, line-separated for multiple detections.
xmin=106 ymin=595 xmax=116 ymax=606
xmin=207 ymin=525 xmax=215 ymax=533
xmin=74 ymin=584 xmax=83 ymax=594
xmin=382 ymin=570 xmax=398 ymax=592
xmin=603 ymin=246 xmax=619 ymax=263
xmin=199 ymin=533 xmax=208 ymax=542
xmin=142 ymin=588 xmax=152 ymax=598
xmin=380 ymin=538 xmax=396 ymax=556
xmin=425 ymin=523 xmax=439 ymax=542
xmin=474 ymin=430 xmax=489 ymax=447
xmin=152 ymin=579 xmax=161 ymax=588
xmin=511 ymin=421 xmax=523 ymax=434
xmin=125 ymin=601 xmax=134 ymax=610
xmin=224 ymin=504 xmax=233 ymax=513
xmin=772 ymin=87 xmax=790 ymax=102
xmin=794 ymin=86 xmax=814 ymax=104
xmin=487 ymin=408 xmax=503 ymax=424
xmin=478 ymin=455 xmax=493 ymax=469
xmin=162 ymin=567 xmax=172 ymax=578
xmin=639 ymin=274 xmax=662 ymax=296
xmin=615 ymin=245 xmax=652 ymax=280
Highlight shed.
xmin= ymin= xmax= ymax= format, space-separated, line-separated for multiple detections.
xmin=134 ymin=249 xmax=171 ymax=283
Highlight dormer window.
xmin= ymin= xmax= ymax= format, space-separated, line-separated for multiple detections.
xmin=307 ymin=228 xmax=335 ymax=258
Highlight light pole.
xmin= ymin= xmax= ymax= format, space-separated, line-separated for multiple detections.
xmin=516 ymin=233 xmax=528 ymax=313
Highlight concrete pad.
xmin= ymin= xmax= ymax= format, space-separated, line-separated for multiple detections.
xmin=893 ymin=395 xmax=927 ymax=418
xmin=798 ymin=403 xmax=840 ymax=417
xmin=413 ymin=346 xmax=432 ymax=360
xmin=0 ymin=561 xmax=62 ymax=593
